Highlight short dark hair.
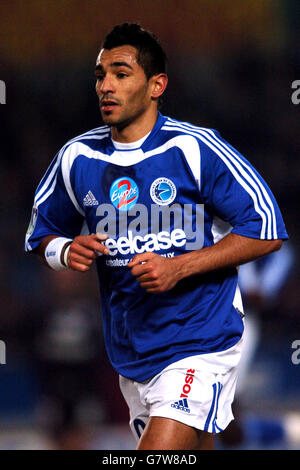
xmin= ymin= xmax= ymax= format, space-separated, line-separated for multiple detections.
xmin=102 ymin=23 xmax=167 ymax=80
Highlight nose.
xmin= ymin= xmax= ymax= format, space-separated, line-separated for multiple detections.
xmin=97 ymin=74 xmax=115 ymax=96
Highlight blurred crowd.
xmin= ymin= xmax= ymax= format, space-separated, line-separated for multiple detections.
xmin=0 ymin=0 xmax=299 ymax=450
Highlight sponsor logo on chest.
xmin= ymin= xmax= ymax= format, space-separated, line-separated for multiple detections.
xmin=87 ymin=176 xmax=205 ymax=257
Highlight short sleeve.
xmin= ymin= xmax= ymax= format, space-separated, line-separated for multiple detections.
xmin=25 ymin=148 xmax=85 ymax=252
xmin=199 ymin=129 xmax=288 ymax=241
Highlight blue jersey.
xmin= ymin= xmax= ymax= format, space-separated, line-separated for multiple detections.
xmin=25 ymin=113 xmax=288 ymax=382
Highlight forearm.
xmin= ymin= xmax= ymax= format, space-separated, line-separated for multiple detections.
xmin=35 ymin=233 xmax=109 ymax=272
xmin=173 ymin=233 xmax=283 ymax=282
xmin=36 ymin=235 xmax=61 ymax=265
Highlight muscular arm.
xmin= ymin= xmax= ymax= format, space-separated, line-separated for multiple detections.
xmin=171 ymin=233 xmax=282 ymax=279
xmin=128 ymin=233 xmax=283 ymax=293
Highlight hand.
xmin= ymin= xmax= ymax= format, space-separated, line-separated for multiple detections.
xmin=68 ymin=232 xmax=109 ymax=272
xmin=128 ymin=252 xmax=181 ymax=293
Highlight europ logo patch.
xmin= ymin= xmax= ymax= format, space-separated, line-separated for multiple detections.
xmin=110 ymin=177 xmax=139 ymax=211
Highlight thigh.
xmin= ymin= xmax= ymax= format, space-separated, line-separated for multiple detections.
xmin=137 ymin=416 xmax=214 ymax=450
xmin=120 ymin=344 xmax=241 ymax=447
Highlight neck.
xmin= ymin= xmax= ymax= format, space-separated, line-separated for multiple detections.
xmin=110 ymin=106 xmax=158 ymax=143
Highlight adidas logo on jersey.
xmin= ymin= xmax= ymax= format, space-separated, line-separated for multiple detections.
xmin=171 ymin=398 xmax=190 ymax=413
xmin=83 ymin=191 xmax=99 ymax=206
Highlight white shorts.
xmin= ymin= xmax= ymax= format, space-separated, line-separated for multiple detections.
xmin=119 ymin=337 xmax=243 ymax=442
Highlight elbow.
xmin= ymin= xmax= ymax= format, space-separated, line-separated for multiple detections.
xmin=269 ymin=238 xmax=283 ymax=253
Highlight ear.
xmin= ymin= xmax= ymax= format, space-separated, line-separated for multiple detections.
xmin=150 ymin=73 xmax=168 ymax=100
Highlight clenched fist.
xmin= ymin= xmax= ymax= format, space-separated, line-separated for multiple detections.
xmin=128 ymin=252 xmax=181 ymax=293
xmin=67 ymin=232 xmax=109 ymax=272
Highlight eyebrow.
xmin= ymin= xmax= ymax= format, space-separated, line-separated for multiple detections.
xmin=95 ymin=61 xmax=134 ymax=72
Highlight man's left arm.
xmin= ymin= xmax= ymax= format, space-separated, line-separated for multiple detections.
xmin=129 ymin=132 xmax=288 ymax=293
xmin=128 ymin=234 xmax=282 ymax=293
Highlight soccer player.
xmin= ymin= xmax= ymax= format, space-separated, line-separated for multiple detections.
xmin=25 ymin=23 xmax=288 ymax=450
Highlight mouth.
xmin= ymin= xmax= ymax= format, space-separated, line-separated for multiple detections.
xmin=100 ymin=99 xmax=119 ymax=112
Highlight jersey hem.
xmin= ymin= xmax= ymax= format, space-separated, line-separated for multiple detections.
xmin=117 ymin=334 xmax=243 ymax=383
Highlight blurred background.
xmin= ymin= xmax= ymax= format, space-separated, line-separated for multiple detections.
xmin=0 ymin=0 xmax=299 ymax=450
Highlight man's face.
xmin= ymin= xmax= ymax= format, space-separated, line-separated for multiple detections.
xmin=95 ymin=45 xmax=153 ymax=128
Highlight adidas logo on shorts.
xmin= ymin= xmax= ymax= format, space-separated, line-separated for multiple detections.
xmin=171 ymin=398 xmax=190 ymax=413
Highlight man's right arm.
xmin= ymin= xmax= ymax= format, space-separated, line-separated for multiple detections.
xmin=36 ymin=233 xmax=109 ymax=272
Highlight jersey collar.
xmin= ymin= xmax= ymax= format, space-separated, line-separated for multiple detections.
xmin=140 ymin=112 xmax=168 ymax=152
